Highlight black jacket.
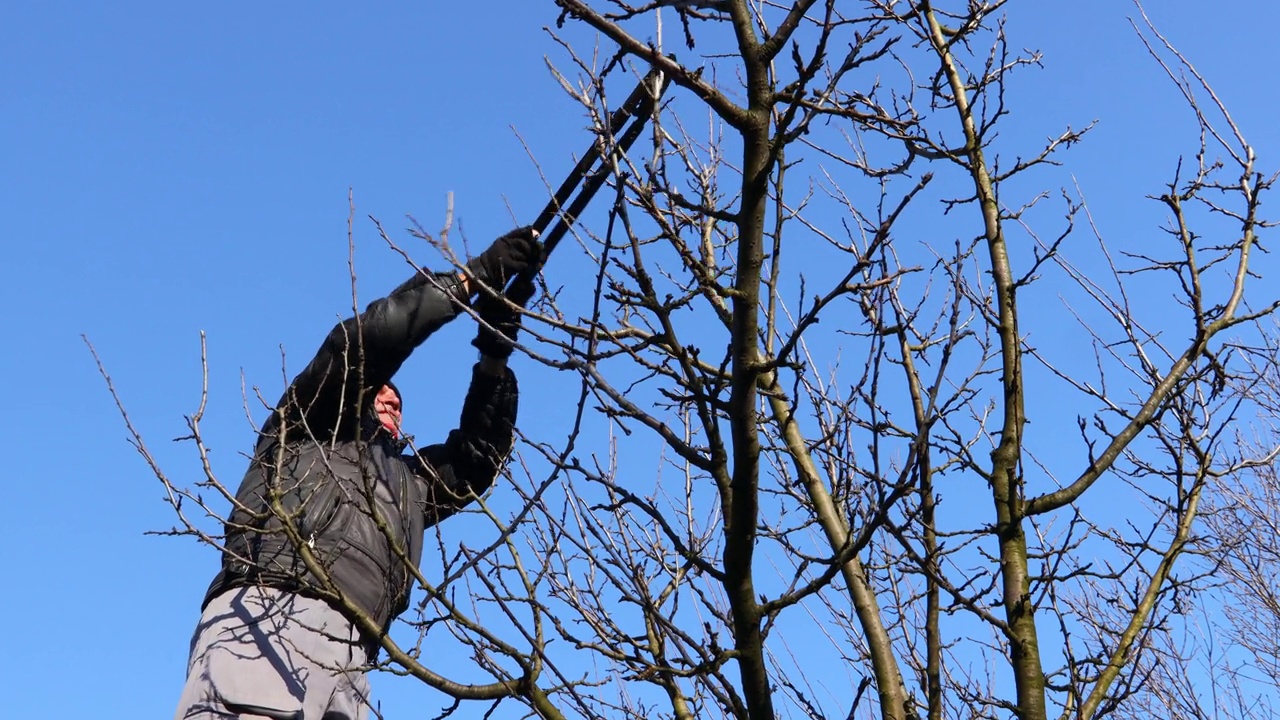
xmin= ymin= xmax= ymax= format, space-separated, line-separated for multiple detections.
xmin=203 ymin=270 xmax=518 ymax=636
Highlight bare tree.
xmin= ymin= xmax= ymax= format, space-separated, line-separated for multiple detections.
xmin=1114 ymin=330 xmax=1280 ymax=720
xmin=99 ymin=2 xmax=1279 ymax=719
xmin=496 ymin=2 xmax=1278 ymax=719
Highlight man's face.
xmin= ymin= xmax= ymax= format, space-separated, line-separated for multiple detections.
xmin=374 ymin=384 xmax=402 ymax=436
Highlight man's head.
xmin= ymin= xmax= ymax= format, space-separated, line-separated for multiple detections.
xmin=374 ymin=384 xmax=402 ymax=437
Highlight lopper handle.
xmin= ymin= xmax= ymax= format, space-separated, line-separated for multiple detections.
xmin=528 ymin=68 xmax=669 ymax=262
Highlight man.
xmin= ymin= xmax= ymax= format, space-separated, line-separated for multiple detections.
xmin=174 ymin=227 xmax=543 ymax=720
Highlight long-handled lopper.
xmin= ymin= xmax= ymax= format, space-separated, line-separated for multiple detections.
xmin=520 ymin=68 xmax=669 ymax=281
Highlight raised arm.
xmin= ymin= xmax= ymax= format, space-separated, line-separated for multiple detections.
xmin=265 ymin=271 xmax=467 ymax=443
xmin=409 ymin=361 xmax=519 ymax=523
xmin=265 ymin=227 xmax=541 ymax=443
xmin=409 ymin=268 xmax=537 ymax=521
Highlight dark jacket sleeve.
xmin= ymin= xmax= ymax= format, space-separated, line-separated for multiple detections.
xmin=408 ymin=363 xmax=519 ymax=524
xmin=265 ymin=271 xmax=468 ymax=443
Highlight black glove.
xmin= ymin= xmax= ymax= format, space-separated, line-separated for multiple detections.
xmin=472 ymin=272 xmax=537 ymax=359
xmin=465 ymin=226 xmax=543 ymax=291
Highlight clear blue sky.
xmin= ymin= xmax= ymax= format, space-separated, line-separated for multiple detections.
xmin=2 ymin=2 xmax=1276 ymax=717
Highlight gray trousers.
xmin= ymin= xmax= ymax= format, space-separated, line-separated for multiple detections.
xmin=174 ymin=586 xmax=372 ymax=720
